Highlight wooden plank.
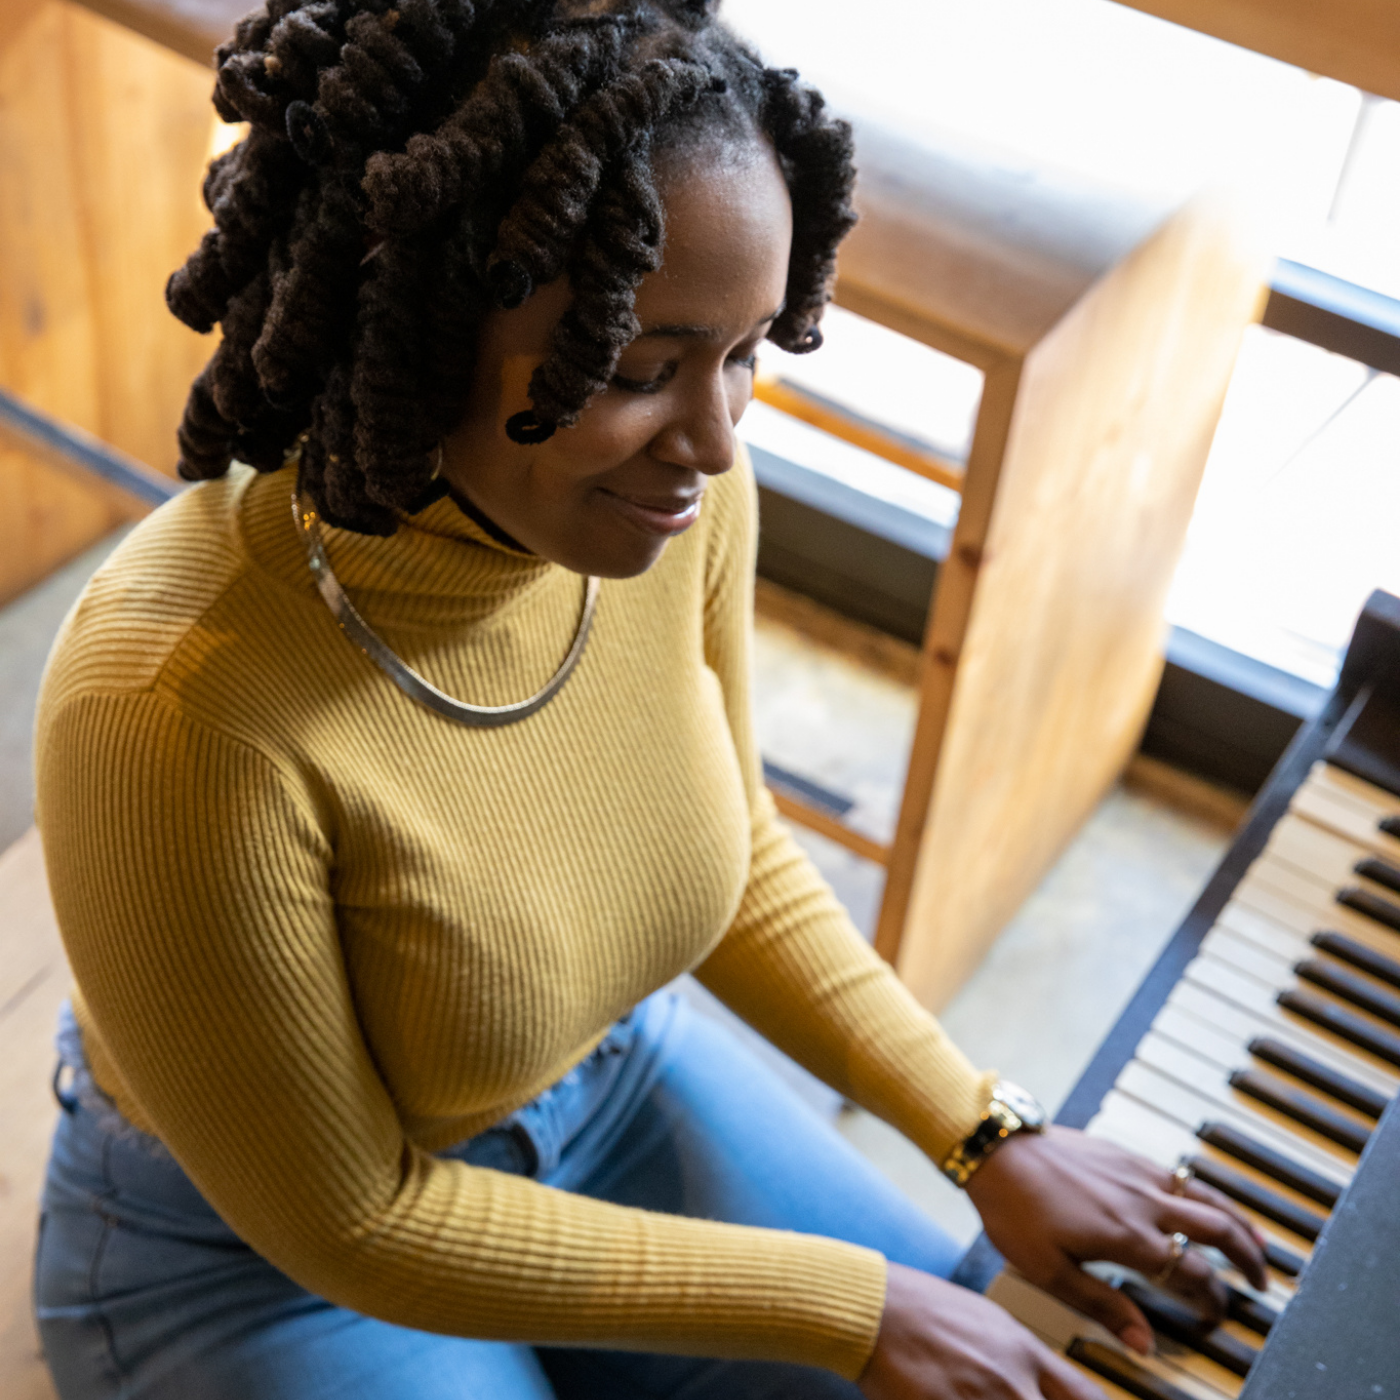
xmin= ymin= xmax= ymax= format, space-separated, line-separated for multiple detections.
xmin=1112 ymin=0 xmax=1400 ymax=104
xmin=0 ymin=829 xmax=68 ymax=1400
xmin=0 ymin=0 xmax=219 ymax=605
xmin=882 ymin=192 xmax=1270 ymax=1008
xmin=769 ymin=789 xmax=891 ymax=868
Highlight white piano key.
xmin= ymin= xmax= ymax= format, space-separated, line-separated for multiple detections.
xmin=1115 ymin=1057 xmax=1354 ymax=1178
xmin=1217 ymin=897 xmax=1400 ymax=968
xmin=1176 ymin=959 xmax=1400 ymax=1086
xmin=1198 ymin=927 xmax=1293 ymax=987
xmin=1133 ymin=1031 xmax=1365 ymax=1172
xmin=1262 ymin=813 xmax=1375 ymax=892
xmin=1233 ymin=865 xmax=1399 ymax=945
xmin=1151 ymin=996 xmax=1399 ymax=1104
xmin=1249 ymin=840 xmax=1400 ymax=919
xmin=1292 ymin=771 xmax=1400 ymax=860
xmin=987 ymin=1270 xmax=1240 ymax=1399
xmin=1309 ymin=762 xmax=1400 ymax=826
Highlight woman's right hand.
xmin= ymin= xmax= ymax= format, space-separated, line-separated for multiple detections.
xmin=858 ymin=1263 xmax=1106 ymax=1400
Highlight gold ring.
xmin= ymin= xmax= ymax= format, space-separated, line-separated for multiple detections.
xmin=1152 ymin=1231 xmax=1190 ymax=1285
xmin=1169 ymin=1162 xmax=1194 ymax=1196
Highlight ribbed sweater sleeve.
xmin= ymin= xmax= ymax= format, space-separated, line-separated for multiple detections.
xmin=38 ymin=687 xmax=890 ymax=1376
xmin=694 ymin=455 xmax=997 ymax=1166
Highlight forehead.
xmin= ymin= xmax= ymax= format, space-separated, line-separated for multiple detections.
xmin=636 ymin=144 xmax=793 ymax=329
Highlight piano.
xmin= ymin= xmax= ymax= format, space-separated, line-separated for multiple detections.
xmin=957 ymin=588 xmax=1400 ymax=1400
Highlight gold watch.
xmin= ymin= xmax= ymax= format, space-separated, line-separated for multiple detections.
xmin=940 ymin=1080 xmax=1047 ymax=1187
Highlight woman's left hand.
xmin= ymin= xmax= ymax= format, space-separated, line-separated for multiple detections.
xmin=964 ymin=1125 xmax=1270 ymax=1355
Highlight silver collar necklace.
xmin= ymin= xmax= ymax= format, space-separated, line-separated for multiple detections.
xmin=292 ymin=482 xmax=600 ymax=729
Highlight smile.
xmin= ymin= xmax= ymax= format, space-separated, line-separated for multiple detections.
xmin=599 ymin=489 xmax=704 ymax=537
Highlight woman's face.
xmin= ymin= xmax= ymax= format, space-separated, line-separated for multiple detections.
xmin=440 ymin=140 xmax=794 ymax=579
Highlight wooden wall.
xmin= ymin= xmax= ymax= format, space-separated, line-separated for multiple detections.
xmin=0 ymin=0 xmax=217 ymax=605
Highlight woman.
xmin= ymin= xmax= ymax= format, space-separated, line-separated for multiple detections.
xmin=32 ymin=2 xmax=1267 ymax=1397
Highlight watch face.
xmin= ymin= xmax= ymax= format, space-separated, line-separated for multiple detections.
xmin=996 ymin=1082 xmax=1046 ymax=1130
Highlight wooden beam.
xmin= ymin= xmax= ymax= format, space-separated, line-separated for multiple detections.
xmin=1112 ymin=0 xmax=1400 ymax=103
xmin=769 ymin=789 xmax=891 ymax=868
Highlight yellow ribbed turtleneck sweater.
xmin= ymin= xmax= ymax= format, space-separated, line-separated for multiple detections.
xmin=34 ymin=450 xmax=994 ymax=1379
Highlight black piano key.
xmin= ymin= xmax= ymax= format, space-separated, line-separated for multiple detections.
xmin=1066 ymin=1338 xmax=1196 ymax=1400
xmin=1248 ymin=1033 xmax=1390 ymax=1119
xmin=1118 ymin=1279 xmax=1259 ymax=1378
xmin=1186 ymin=1155 xmax=1326 ymax=1241
xmin=1226 ymin=1284 xmax=1279 ymax=1337
xmin=1381 ymin=816 xmax=1400 ymax=840
xmin=1294 ymin=956 xmax=1400 ymax=1030
xmin=1278 ymin=988 xmax=1400 ymax=1068
xmin=1338 ymin=884 xmax=1400 ymax=934
xmin=1310 ymin=930 xmax=1400 ymax=992
xmin=1263 ymin=1240 xmax=1305 ymax=1277
xmin=1227 ymin=1068 xmax=1371 ymax=1153
xmin=1356 ymin=855 xmax=1400 ymax=896
xmin=1196 ymin=1120 xmax=1341 ymax=1207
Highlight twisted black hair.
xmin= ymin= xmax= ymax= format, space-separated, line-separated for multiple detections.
xmin=169 ymin=0 xmax=858 ymax=534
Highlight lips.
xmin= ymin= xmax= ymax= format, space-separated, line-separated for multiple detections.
xmin=600 ymin=487 xmax=704 ymax=537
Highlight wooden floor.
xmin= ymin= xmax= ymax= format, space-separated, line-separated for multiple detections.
xmin=1 ymin=829 xmax=67 ymax=1400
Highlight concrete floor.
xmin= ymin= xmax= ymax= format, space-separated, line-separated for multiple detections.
xmin=0 ymin=532 xmax=1244 ymax=1261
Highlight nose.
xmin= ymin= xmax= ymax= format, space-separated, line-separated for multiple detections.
xmin=648 ymin=368 xmax=740 ymax=478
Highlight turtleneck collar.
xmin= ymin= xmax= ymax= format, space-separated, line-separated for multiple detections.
xmin=237 ymin=463 xmax=563 ymax=629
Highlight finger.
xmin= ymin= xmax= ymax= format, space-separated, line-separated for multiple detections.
xmin=1183 ymin=1177 xmax=1271 ymax=1251
xmin=1044 ymin=1258 xmax=1155 ymax=1357
xmin=1153 ymin=1243 xmax=1228 ymax=1320
xmin=1040 ymin=1350 xmax=1108 ymax=1400
xmin=1164 ymin=1197 xmax=1269 ymax=1290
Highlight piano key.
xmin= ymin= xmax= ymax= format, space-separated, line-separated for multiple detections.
xmin=1116 ymin=1055 xmax=1356 ymax=1175
xmin=1225 ymin=1285 xmax=1278 ymax=1337
xmin=1309 ymin=762 xmax=1400 ymax=826
xmin=1068 ymin=1340 xmax=1219 ymax=1400
xmin=1292 ymin=767 xmax=1400 ymax=859
xmin=1163 ymin=980 xmax=1399 ymax=1097
xmin=1220 ymin=897 xmax=1400 ymax=974
xmin=1309 ymin=929 xmax=1400 ymax=991
xmin=1383 ymin=815 xmax=1400 ymax=839
xmin=988 ymin=1271 xmax=1239 ymax=1399
xmin=1195 ymin=1122 xmax=1342 ymax=1207
xmin=1261 ymin=815 xmax=1376 ymax=893
xmin=1337 ymin=884 xmax=1400 ymax=933
xmin=1294 ymin=956 xmax=1400 ymax=1029
xmin=1197 ymin=940 xmax=1400 ymax=1081
xmin=1260 ymin=1240 xmax=1305 ymax=1278
xmin=1185 ymin=1157 xmax=1326 ymax=1242
xmin=1224 ymin=1069 xmax=1370 ymax=1154
xmin=1182 ymin=954 xmax=1400 ymax=1079
xmin=1235 ymin=864 xmax=1400 ymax=945
xmin=1087 ymin=1096 xmax=1308 ymax=1295
xmin=1245 ymin=1035 xmax=1391 ymax=1119
xmin=1132 ymin=1032 xmax=1362 ymax=1169
xmin=1118 ymin=1278 xmax=1260 ymax=1379
xmin=1278 ymin=988 xmax=1400 ymax=1067
xmin=1355 ymin=855 xmax=1400 ymax=895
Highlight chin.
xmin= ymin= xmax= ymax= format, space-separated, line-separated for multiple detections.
xmin=585 ymin=537 xmax=672 ymax=580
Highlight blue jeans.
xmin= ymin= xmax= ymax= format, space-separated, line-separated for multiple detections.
xmin=34 ymin=991 xmax=963 ymax=1399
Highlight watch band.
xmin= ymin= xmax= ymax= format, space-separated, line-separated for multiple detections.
xmin=940 ymin=1081 xmax=1046 ymax=1187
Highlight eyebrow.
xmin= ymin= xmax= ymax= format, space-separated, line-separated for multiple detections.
xmin=635 ymin=304 xmax=786 ymax=341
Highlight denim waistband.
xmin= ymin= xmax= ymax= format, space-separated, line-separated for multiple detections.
xmin=52 ymin=996 xmax=654 ymax=1179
